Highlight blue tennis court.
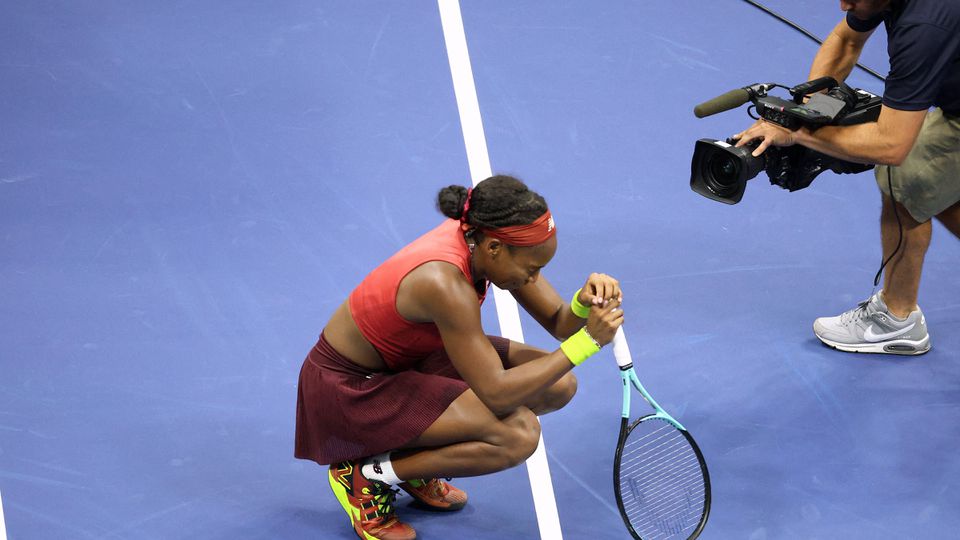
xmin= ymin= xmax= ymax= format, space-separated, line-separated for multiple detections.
xmin=2 ymin=1 xmax=958 ymax=538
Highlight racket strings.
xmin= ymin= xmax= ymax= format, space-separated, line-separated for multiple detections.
xmin=624 ymin=463 xmax=703 ymax=508
xmin=622 ymin=441 xmax=700 ymax=490
xmin=622 ymin=427 xmax=699 ymax=491
xmin=618 ymin=420 xmax=706 ymax=539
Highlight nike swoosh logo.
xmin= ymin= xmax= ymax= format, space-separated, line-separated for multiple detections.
xmin=864 ymin=323 xmax=915 ymax=342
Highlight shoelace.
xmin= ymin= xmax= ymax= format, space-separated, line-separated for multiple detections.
xmin=427 ymin=478 xmax=447 ymax=497
xmin=840 ymin=300 xmax=873 ymax=325
xmin=373 ymin=485 xmax=400 ymax=517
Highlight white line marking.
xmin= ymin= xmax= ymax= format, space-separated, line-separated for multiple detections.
xmin=0 ymin=489 xmax=8 ymax=540
xmin=437 ymin=2 xmax=563 ymax=539
xmin=437 ymin=0 xmax=492 ymax=182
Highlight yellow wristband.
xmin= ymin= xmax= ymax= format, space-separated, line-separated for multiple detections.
xmin=560 ymin=327 xmax=601 ymax=366
xmin=570 ymin=288 xmax=590 ymax=319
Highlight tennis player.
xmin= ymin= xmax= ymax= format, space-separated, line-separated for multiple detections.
xmin=295 ymin=175 xmax=624 ymax=540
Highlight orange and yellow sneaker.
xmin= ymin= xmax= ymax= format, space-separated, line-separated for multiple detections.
xmin=328 ymin=461 xmax=416 ymax=540
xmin=398 ymin=478 xmax=468 ymax=512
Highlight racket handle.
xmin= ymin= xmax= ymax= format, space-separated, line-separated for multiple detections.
xmin=612 ymin=327 xmax=632 ymax=368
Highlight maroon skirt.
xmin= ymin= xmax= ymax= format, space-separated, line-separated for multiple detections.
xmin=294 ymin=332 xmax=511 ymax=465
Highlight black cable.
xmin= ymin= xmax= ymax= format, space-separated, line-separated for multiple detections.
xmin=873 ymin=168 xmax=903 ymax=289
xmin=741 ymin=0 xmax=886 ymax=83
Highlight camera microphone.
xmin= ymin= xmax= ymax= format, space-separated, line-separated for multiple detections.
xmin=694 ymin=89 xmax=750 ymax=118
xmin=693 ymin=83 xmax=775 ymax=118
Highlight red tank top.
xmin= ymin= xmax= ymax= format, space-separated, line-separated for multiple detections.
xmin=348 ymin=219 xmax=488 ymax=371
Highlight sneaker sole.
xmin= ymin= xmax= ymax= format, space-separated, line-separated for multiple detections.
xmin=408 ymin=498 xmax=466 ymax=512
xmin=815 ymin=333 xmax=931 ymax=356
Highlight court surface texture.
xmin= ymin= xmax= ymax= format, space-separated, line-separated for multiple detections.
xmin=2 ymin=1 xmax=958 ymax=539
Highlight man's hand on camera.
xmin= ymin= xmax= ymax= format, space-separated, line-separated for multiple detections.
xmin=733 ymin=119 xmax=802 ymax=157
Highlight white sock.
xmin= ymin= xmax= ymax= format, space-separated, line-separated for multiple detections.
xmin=361 ymin=452 xmax=402 ymax=486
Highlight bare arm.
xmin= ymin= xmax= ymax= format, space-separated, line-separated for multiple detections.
xmin=402 ymin=262 xmax=572 ymax=415
xmin=793 ymin=106 xmax=926 ymax=165
xmin=510 ymin=276 xmax=581 ymax=340
xmin=798 ymin=17 xmax=924 ymax=164
xmin=734 ymin=17 xmax=926 ymax=166
xmin=735 ymin=98 xmax=926 ymax=166
xmin=511 ymin=273 xmax=621 ymax=341
xmin=398 ymin=262 xmax=620 ymax=416
xmin=809 ymin=19 xmax=874 ymax=83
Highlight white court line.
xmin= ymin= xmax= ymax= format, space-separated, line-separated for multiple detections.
xmin=0 ymin=489 xmax=7 ymax=540
xmin=436 ymin=2 xmax=563 ymax=539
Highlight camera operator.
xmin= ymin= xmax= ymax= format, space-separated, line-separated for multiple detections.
xmin=734 ymin=0 xmax=959 ymax=356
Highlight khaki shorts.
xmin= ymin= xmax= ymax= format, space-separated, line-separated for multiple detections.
xmin=876 ymin=108 xmax=960 ymax=222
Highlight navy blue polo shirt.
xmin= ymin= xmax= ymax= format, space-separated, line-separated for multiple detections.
xmin=847 ymin=0 xmax=960 ymax=116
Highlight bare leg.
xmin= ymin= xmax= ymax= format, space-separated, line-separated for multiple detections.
xmin=935 ymin=200 xmax=960 ymax=239
xmin=880 ymin=193 xmax=931 ymax=318
xmin=388 ymin=341 xmax=577 ymax=480
xmin=391 ymin=389 xmax=541 ymax=479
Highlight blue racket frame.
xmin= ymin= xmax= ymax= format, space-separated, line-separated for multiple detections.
xmin=620 ymin=362 xmax=685 ymax=430
xmin=611 ymin=328 xmax=711 ymax=540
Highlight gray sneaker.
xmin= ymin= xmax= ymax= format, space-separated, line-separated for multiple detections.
xmin=813 ymin=291 xmax=930 ymax=355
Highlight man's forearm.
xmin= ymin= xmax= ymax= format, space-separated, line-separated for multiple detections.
xmin=794 ymin=122 xmax=901 ymax=165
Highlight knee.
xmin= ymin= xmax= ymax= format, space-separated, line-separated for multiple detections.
xmin=536 ymin=373 xmax=578 ymax=415
xmin=494 ymin=407 xmax=541 ymax=469
xmin=506 ymin=409 xmax=541 ymax=468
xmin=552 ymin=373 xmax=578 ymax=409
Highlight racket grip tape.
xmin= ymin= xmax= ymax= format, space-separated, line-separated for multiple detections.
xmin=612 ymin=327 xmax=632 ymax=369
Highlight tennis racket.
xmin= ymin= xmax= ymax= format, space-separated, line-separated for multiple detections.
xmin=612 ymin=328 xmax=711 ymax=539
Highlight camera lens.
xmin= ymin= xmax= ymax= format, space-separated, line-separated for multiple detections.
xmin=690 ymin=138 xmax=764 ymax=204
xmin=705 ymin=154 xmax=741 ymax=196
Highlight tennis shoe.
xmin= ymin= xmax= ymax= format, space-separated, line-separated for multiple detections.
xmin=399 ymin=478 xmax=467 ymax=511
xmin=328 ymin=461 xmax=416 ymax=540
xmin=813 ymin=291 xmax=930 ymax=355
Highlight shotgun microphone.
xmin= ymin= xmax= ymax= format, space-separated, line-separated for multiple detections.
xmin=693 ymin=83 xmax=775 ymax=118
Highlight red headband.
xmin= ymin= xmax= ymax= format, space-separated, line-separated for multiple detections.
xmin=481 ymin=210 xmax=556 ymax=247
xmin=461 ymin=188 xmax=473 ymax=218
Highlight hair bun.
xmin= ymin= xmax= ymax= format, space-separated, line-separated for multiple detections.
xmin=437 ymin=185 xmax=470 ymax=220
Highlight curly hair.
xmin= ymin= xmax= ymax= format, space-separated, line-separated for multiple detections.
xmin=436 ymin=175 xmax=548 ymax=229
